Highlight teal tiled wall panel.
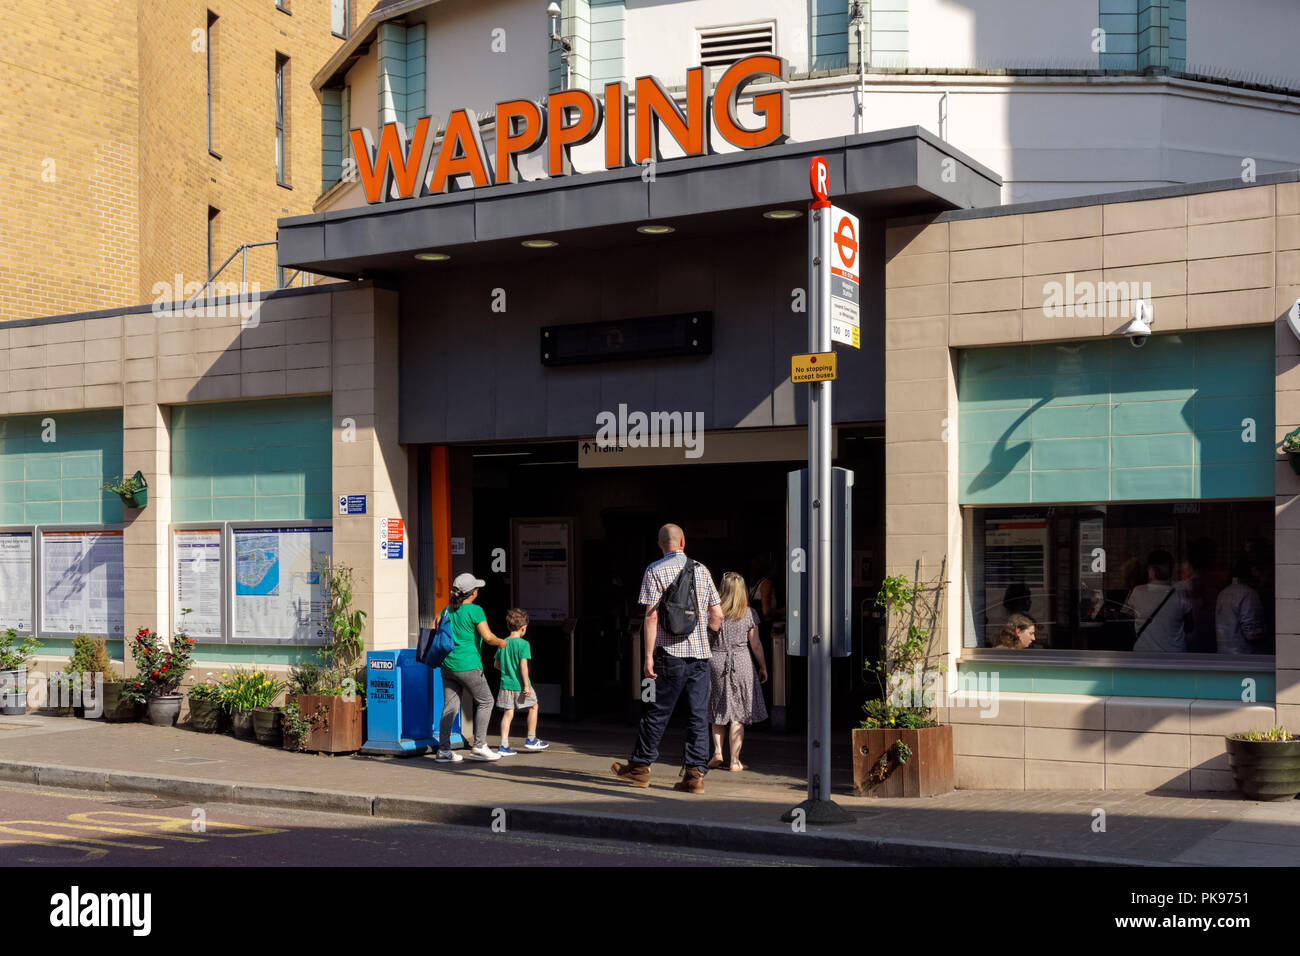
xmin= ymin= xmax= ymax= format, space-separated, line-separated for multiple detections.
xmin=0 ymin=411 xmax=124 ymax=524
xmin=958 ymin=660 xmax=1275 ymax=701
xmin=958 ymin=329 xmax=1274 ymax=505
xmin=171 ymin=397 xmax=332 ymax=522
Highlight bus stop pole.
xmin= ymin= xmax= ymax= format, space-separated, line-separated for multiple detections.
xmin=785 ymin=157 xmax=854 ymax=825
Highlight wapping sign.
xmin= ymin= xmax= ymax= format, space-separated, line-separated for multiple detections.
xmin=349 ymin=55 xmax=790 ymax=203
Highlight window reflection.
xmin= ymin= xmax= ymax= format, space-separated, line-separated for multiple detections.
xmin=966 ymin=502 xmax=1274 ymax=655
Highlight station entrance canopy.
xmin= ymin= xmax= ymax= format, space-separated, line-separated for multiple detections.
xmin=277 ymin=124 xmax=1002 ymax=280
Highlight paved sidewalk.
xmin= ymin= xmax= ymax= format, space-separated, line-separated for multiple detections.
xmin=0 ymin=714 xmax=1296 ymax=865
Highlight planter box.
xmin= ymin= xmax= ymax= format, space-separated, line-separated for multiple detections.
xmin=253 ymin=707 xmax=283 ymax=746
xmin=230 ymin=708 xmax=255 ymax=739
xmin=100 ymin=682 xmax=142 ymax=722
xmin=45 ymin=674 xmax=76 ymax=717
xmin=1225 ymin=735 xmax=1300 ymax=801
xmin=188 ymin=698 xmax=226 ymax=733
xmin=0 ymin=668 xmax=26 ymax=715
xmin=852 ymin=725 xmax=954 ymax=798
xmin=1289 ymin=451 xmax=1300 ymax=477
xmin=287 ymin=694 xmax=363 ymax=753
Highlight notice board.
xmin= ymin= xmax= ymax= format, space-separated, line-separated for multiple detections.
xmin=0 ymin=531 xmax=33 ymax=632
xmin=173 ymin=528 xmax=223 ymax=639
xmin=40 ymin=529 xmax=125 ymax=636
xmin=231 ymin=526 xmax=331 ymax=643
xmin=511 ymin=519 xmax=573 ymax=623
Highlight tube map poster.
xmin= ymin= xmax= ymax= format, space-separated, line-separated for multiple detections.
xmin=232 ymin=527 xmax=330 ymax=643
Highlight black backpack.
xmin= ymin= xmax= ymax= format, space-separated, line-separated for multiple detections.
xmin=659 ymin=559 xmax=700 ymax=637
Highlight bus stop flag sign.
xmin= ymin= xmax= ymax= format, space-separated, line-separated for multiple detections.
xmin=829 ymin=207 xmax=860 ymax=349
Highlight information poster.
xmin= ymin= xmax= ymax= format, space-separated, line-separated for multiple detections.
xmin=514 ymin=520 xmax=572 ymax=622
xmin=173 ymin=529 xmax=223 ymax=639
xmin=0 ymin=532 xmax=33 ymax=631
xmin=983 ymin=519 xmax=1049 ymax=645
xmin=232 ymin=526 xmax=330 ymax=643
xmin=41 ymin=530 xmax=125 ymax=636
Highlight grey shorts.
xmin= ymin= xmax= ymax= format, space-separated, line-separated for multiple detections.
xmin=496 ymin=688 xmax=537 ymax=711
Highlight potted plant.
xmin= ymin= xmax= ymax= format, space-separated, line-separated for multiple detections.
xmin=65 ymin=634 xmax=113 ymax=718
xmin=186 ymin=676 xmax=226 ymax=733
xmin=0 ymin=628 xmax=41 ymax=716
xmin=221 ymin=668 xmax=261 ymax=740
xmin=1284 ymin=427 xmax=1300 ymax=476
xmin=1225 ymin=727 xmax=1300 ymax=800
xmin=122 ymin=625 xmax=196 ymax=727
xmin=852 ymin=564 xmax=955 ymax=798
xmin=250 ymin=673 xmax=288 ymax=746
xmin=281 ymin=563 xmax=366 ymax=754
xmin=102 ymin=470 xmax=148 ymax=508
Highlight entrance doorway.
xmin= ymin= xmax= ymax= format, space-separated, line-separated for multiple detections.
xmin=419 ymin=426 xmax=884 ymax=729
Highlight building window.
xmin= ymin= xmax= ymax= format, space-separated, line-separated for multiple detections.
xmin=698 ymin=22 xmax=775 ymax=70
xmin=331 ymin=0 xmax=349 ymax=38
xmin=965 ymin=502 xmax=1274 ymax=657
xmin=811 ymin=0 xmax=850 ymax=71
xmin=377 ymin=22 xmax=426 ymax=130
xmin=275 ymin=54 xmax=290 ymax=186
xmin=207 ymin=206 xmax=220 ymax=281
xmin=206 ymin=11 xmax=219 ymax=156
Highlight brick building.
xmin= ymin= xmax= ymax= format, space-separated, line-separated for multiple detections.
xmin=0 ymin=0 xmax=349 ymax=320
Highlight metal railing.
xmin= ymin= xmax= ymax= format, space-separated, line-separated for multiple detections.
xmin=184 ymin=241 xmax=316 ymax=308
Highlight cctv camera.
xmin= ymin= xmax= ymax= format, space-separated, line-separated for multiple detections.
xmin=1121 ymin=300 xmax=1153 ymax=347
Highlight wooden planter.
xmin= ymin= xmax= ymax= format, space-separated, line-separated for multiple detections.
xmin=287 ymin=694 xmax=363 ymax=754
xmin=1288 ymin=451 xmax=1300 ymax=476
xmin=852 ymin=725 xmax=954 ymax=798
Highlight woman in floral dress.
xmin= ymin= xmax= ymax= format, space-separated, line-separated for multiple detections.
xmin=707 ymin=572 xmax=769 ymax=771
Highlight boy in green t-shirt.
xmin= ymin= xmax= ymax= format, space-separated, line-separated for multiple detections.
xmin=493 ymin=608 xmax=549 ymax=755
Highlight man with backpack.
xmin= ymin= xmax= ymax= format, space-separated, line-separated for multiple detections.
xmin=612 ymin=523 xmax=723 ymax=793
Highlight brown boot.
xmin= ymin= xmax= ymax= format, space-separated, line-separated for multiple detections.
xmin=611 ymin=761 xmax=651 ymax=788
xmin=673 ymin=766 xmax=705 ymax=794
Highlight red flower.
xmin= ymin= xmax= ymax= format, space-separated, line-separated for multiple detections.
xmin=133 ymin=682 xmax=141 ymax=688
xmin=161 ymin=667 xmax=168 ymax=674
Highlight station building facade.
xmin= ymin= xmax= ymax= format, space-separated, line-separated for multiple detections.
xmin=7 ymin=147 xmax=1299 ymax=790
xmin=6 ymin=0 xmax=1300 ymax=788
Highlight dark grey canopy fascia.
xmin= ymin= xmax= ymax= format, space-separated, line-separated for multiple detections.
xmin=277 ymin=126 xmax=1002 ymax=279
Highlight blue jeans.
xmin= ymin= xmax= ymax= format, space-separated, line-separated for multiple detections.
xmin=631 ymin=650 xmax=710 ymax=773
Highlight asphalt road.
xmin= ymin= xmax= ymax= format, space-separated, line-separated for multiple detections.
xmin=0 ymin=781 xmax=861 ymax=867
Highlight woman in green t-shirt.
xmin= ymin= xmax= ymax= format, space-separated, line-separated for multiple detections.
xmin=437 ymin=572 xmax=509 ymax=762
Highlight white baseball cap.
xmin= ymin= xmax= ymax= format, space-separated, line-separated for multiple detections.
xmin=452 ymin=572 xmax=486 ymax=596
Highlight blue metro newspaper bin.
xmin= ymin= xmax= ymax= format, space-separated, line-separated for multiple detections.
xmin=362 ymin=648 xmax=462 ymax=755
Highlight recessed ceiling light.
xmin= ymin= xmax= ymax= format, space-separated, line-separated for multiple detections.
xmin=636 ymin=224 xmax=676 ymax=235
xmin=522 ymin=238 xmax=558 ymax=248
xmin=414 ymin=252 xmax=450 ymax=261
xmin=763 ymin=209 xmax=803 ymax=220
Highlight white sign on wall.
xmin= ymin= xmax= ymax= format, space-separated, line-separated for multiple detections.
xmin=0 ymin=532 xmax=33 ymax=631
xmin=173 ymin=529 xmax=222 ymax=639
xmin=512 ymin=520 xmax=572 ymax=623
xmin=41 ymin=530 xmax=125 ymax=636
xmin=232 ymin=526 xmax=331 ymax=643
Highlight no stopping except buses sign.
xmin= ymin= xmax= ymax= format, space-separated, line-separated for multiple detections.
xmin=791 ymin=351 xmax=837 ymax=383
xmin=829 ymin=205 xmax=860 ymax=349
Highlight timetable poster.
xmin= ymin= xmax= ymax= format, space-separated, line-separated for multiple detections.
xmin=983 ymin=519 xmax=1050 ymax=645
xmin=173 ymin=529 xmax=223 ymax=639
xmin=232 ymin=526 xmax=330 ymax=643
xmin=0 ymin=532 xmax=33 ymax=631
xmin=41 ymin=530 xmax=125 ymax=636
xmin=514 ymin=521 xmax=572 ymax=622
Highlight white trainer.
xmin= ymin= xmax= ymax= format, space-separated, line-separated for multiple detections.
xmin=434 ymin=749 xmax=463 ymax=763
xmin=467 ymin=745 xmax=502 ymax=761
